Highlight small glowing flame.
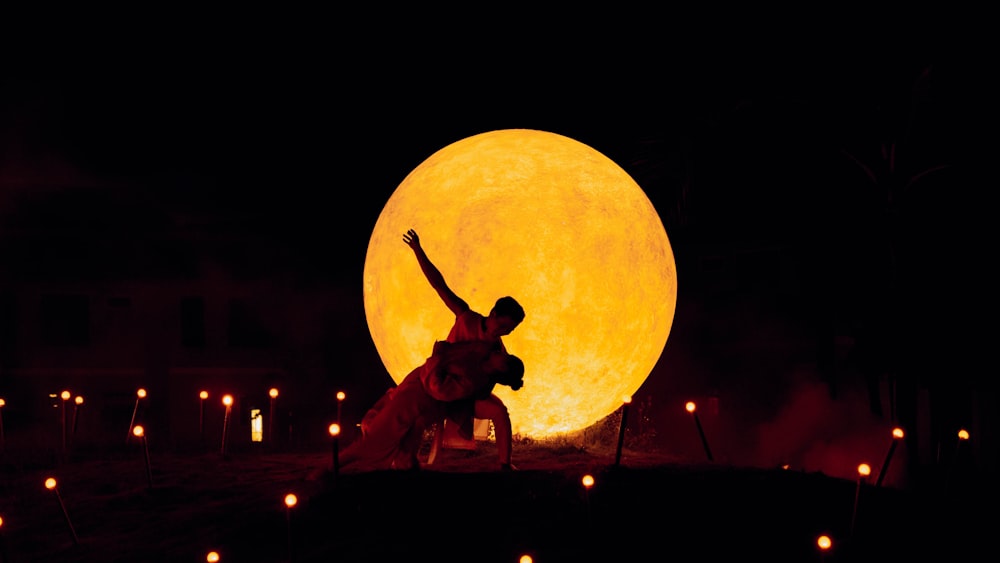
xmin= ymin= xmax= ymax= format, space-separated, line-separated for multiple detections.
xmin=199 ymin=391 xmax=209 ymax=400
xmin=816 ymin=535 xmax=832 ymax=550
xmin=329 ymin=423 xmax=341 ymax=437
xmin=45 ymin=477 xmax=57 ymax=490
xmin=0 ymin=398 xmax=7 ymax=407
xmin=284 ymin=493 xmax=298 ymax=508
xmin=685 ymin=401 xmax=696 ymax=413
xmin=269 ymin=388 xmax=279 ymax=399
xmin=958 ymin=429 xmax=969 ymax=440
xmin=337 ymin=391 xmax=346 ymax=401
xmin=137 ymin=388 xmax=147 ymax=399
xmin=581 ymin=474 xmax=595 ymax=489
xmin=133 ymin=425 xmax=145 ymax=437
xmin=519 ymin=556 xmax=533 ymax=563
xmin=222 ymin=395 xmax=233 ymax=407
xmin=857 ymin=463 xmax=871 ymax=477
xmin=892 ymin=427 xmax=905 ymax=439
xmin=60 ymin=390 xmax=71 ymax=400
xmin=206 ymin=551 xmax=220 ymax=562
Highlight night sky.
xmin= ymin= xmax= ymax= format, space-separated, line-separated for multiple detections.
xmin=1 ymin=15 xmax=991 ymax=474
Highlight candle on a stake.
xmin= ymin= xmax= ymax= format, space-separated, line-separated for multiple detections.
xmin=850 ymin=462 xmax=871 ymax=537
xmin=1 ymin=513 xmax=7 ymax=563
xmin=127 ymin=388 xmax=147 ymax=443
xmin=614 ymin=396 xmax=631 ymax=467
xmin=945 ymin=428 xmax=970 ymax=494
xmin=955 ymin=428 xmax=969 ymax=456
xmin=72 ymin=396 xmax=84 ymax=438
xmin=0 ymin=398 xmax=6 ymax=451
xmin=221 ymin=395 xmax=233 ymax=456
xmin=44 ymin=477 xmax=79 ymax=547
xmin=336 ymin=391 xmax=346 ymax=426
xmin=269 ymin=388 xmax=279 ymax=445
xmin=60 ymin=391 xmax=70 ymax=453
xmin=284 ymin=493 xmax=298 ymax=562
xmin=816 ymin=534 xmax=833 ymax=562
xmin=581 ymin=474 xmax=595 ymax=525
xmin=198 ymin=391 xmax=208 ymax=443
xmin=875 ymin=427 xmax=904 ymax=487
xmin=686 ymin=401 xmax=714 ymax=462
xmin=133 ymin=425 xmax=153 ymax=489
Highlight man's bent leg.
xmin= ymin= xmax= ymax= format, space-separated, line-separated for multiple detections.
xmin=474 ymin=394 xmax=512 ymax=467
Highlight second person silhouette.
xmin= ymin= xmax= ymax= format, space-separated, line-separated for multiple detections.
xmin=403 ymin=228 xmax=526 ymax=471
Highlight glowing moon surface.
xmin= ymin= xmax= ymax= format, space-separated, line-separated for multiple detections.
xmin=364 ymin=129 xmax=677 ymax=439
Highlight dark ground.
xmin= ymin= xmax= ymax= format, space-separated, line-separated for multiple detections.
xmin=0 ymin=437 xmax=990 ymax=563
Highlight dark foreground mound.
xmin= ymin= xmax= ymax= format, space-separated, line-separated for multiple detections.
xmin=0 ymin=446 xmax=989 ymax=562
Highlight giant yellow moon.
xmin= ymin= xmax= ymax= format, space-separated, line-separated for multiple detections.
xmin=363 ymin=129 xmax=677 ymax=439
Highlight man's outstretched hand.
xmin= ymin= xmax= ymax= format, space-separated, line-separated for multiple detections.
xmin=403 ymin=229 xmax=421 ymax=249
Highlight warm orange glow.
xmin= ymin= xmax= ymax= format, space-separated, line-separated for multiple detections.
xmin=199 ymin=391 xmax=209 ymax=400
xmin=133 ymin=425 xmax=145 ymax=437
xmin=284 ymin=493 xmax=298 ymax=508
xmin=74 ymin=396 xmax=84 ymax=405
xmin=222 ymin=395 xmax=233 ymax=407
xmin=206 ymin=552 xmax=220 ymax=563
xmin=581 ymin=474 xmax=595 ymax=489
xmin=519 ymin=556 xmax=533 ymax=563
xmin=60 ymin=390 xmax=70 ymax=400
xmin=685 ymin=401 xmax=696 ymax=413
xmin=337 ymin=391 xmax=346 ymax=402
xmin=364 ymin=129 xmax=676 ymax=439
xmin=857 ymin=463 xmax=871 ymax=477
xmin=622 ymin=396 xmax=632 ymax=404
xmin=328 ymin=423 xmax=341 ymax=437
xmin=892 ymin=427 xmax=905 ymax=439
xmin=0 ymin=515 xmax=4 ymax=527
xmin=45 ymin=477 xmax=57 ymax=489
xmin=137 ymin=388 xmax=147 ymax=398
xmin=958 ymin=429 xmax=969 ymax=440
xmin=816 ymin=535 xmax=832 ymax=550
xmin=0 ymin=398 xmax=6 ymax=407
xmin=269 ymin=388 xmax=279 ymax=399
xmin=781 ymin=464 xmax=790 ymax=470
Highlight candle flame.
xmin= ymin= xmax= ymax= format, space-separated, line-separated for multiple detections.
xmin=269 ymin=388 xmax=279 ymax=399
xmin=857 ymin=463 xmax=871 ymax=477
xmin=337 ymin=391 xmax=346 ymax=401
xmin=581 ymin=474 xmax=594 ymax=488
xmin=958 ymin=429 xmax=969 ymax=440
xmin=222 ymin=395 xmax=233 ymax=407
xmin=133 ymin=425 xmax=145 ymax=437
xmin=60 ymin=390 xmax=71 ymax=400
xmin=137 ymin=388 xmax=147 ymax=398
xmin=685 ymin=401 xmax=696 ymax=413
xmin=206 ymin=551 xmax=220 ymax=562
xmin=816 ymin=535 xmax=832 ymax=550
xmin=892 ymin=427 xmax=904 ymax=439
xmin=45 ymin=477 xmax=57 ymax=489
xmin=74 ymin=396 xmax=84 ymax=405
xmin=199 ymin=391 xmax=209 ymax=400
xmin=329 ymin=423 xmax=341 ymax=437
xmin=284 ymin=493 xmax=298 ymax=508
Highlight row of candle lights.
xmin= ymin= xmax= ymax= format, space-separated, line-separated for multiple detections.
xmin=0 ymin=393 xmax=976 ymax=561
